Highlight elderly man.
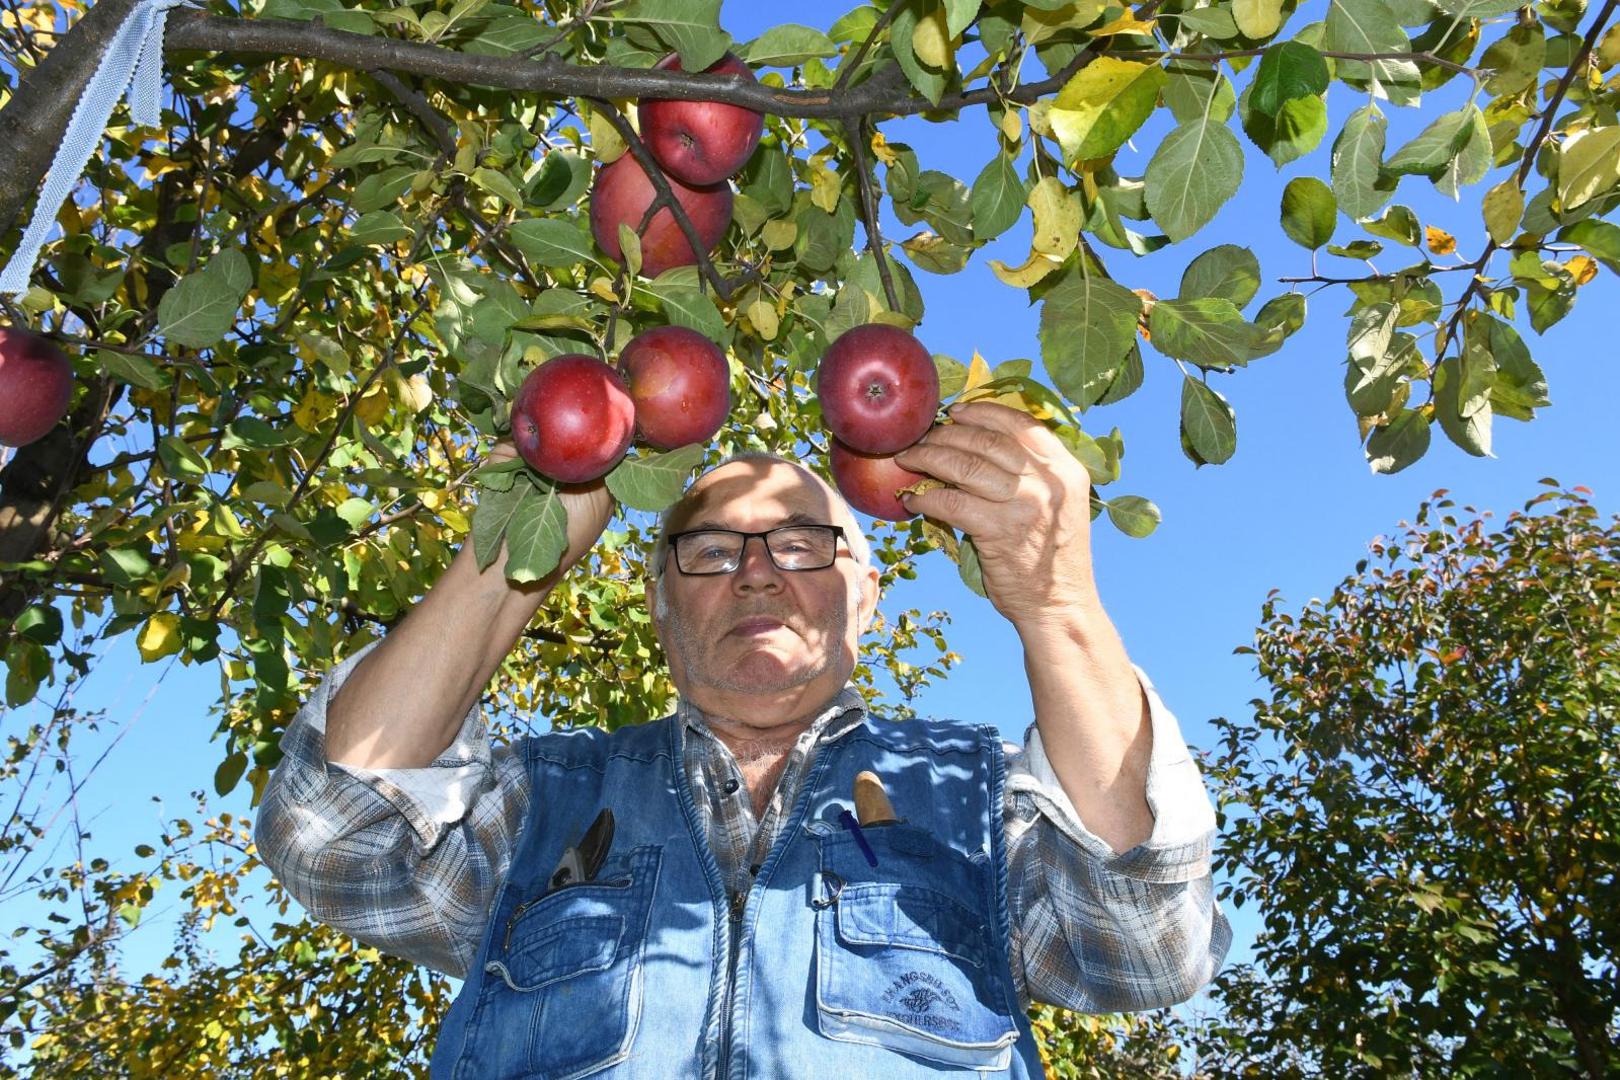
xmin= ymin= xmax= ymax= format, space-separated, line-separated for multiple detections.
xmin=255 ymin=401 xmax=1230 ymax=1078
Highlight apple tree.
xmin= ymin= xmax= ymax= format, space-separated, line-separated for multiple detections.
xmin=1205 ymin=483 xmax=1619 ymax=1077
xmin=2 ymin=0 xmax=1620 ymax=1070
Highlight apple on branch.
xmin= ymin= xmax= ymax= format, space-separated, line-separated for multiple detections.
xmin=588 ymin=153 xmax=733 ymax=279
xmin=638 ymin=53 xmax=765 ymax=186
xmin=827 ymin=437 xmax=928 ymax=521
xmin=510 ymin=354 xmax=636 ymax=484
xmin=0 ymin=327 xmax=74 ymax=448
xmin=618 ymin=325 xmax=731 ymax=450
xmin=814 ymin=323 xmax=940 ymax=455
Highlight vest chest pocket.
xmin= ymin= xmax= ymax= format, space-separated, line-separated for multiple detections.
xmin=458 ymin=845 xmax=661 ymax=1080
xmin=813 ymin=830 xmax=1020 ymax=1071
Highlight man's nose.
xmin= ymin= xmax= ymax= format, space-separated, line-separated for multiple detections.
xmin=732 ymin=535 xmax=784 ymax=591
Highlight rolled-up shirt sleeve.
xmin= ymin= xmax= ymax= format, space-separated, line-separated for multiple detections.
xmin=253 ymin=640 xmax=531 ymax=978
xmin=1003 ymin=664 xmax=1232 ymax=1013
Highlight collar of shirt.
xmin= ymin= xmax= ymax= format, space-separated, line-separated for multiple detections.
xmin=675 ymin=686 xmax=869 ymax=752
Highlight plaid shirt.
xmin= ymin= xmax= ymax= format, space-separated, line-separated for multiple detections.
xmin=256 ymin=642 xmax=1230 ymax=1013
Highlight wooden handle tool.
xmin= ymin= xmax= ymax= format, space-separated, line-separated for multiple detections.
xmin=853 ymin=770 xmax=899 ymax=827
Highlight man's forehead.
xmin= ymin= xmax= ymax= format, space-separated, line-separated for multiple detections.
xmin=668 ymin=459 xmax=838 ymax=531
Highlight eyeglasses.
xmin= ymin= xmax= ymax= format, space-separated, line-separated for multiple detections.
xmin=664 ymin=525 xmax=849 ymax=576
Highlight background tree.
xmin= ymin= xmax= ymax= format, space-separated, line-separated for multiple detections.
xmin=1206 ymin=482 xmax=1619 ymax=1077
xmin=2 ymin=0 xmax=1619 ymax=1072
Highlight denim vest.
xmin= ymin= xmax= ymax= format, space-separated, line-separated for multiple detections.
xmin=429 ymin=711 xmax=1044 ymax=1079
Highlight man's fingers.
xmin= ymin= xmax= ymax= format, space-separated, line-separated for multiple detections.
xmin=894 ymin=441 xmax=1020 ymax=502
xmin=901 ymin=483 xmax=999 ymax=537
xmin=912 ymin=418 xmax=1029 ymax=477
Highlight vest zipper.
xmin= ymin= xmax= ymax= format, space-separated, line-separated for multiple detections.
xmin=717 ymin=888 xmax=745 ymax=1075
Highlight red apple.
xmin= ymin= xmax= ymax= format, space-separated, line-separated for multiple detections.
xmin=510 ymin=354 xmax=635 ymax=483
xmin=0 ymin=327 xmax=73 ymax=447
xmin=639 ymin=52 xmax=765 ymax=186
xmin=815 ymin=324 xmax=940 ymax=455
xmin=588 ymin=153 xmax=733 ymax=278
xmin=828 ymin=438 xmax=926 ymax=521
xmin=618 ymin=325 xmax=731 ymax=449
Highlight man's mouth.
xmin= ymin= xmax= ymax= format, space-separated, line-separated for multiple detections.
xmin=729 ymin=616 xmax=786 ymax=636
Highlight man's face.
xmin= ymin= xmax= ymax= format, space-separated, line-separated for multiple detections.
xmin=654 ymin=459 xmax=879 ymax=726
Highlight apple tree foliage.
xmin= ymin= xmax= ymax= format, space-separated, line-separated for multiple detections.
xmin=1204 ymin=483 xmax=1619 ymax=1077
xmin=1 ymin=0 xmax=1620 ymax=1069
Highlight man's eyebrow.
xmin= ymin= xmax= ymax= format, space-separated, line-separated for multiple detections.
xmin=692 ymin=511 xmax=823 ymax=530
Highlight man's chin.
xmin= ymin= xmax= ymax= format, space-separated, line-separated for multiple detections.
xmin=703 ymin=647 xmax=829 ymax=695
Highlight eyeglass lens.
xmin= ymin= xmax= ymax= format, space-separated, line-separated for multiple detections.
xmin=675 ymin=527 xmax=839 ymax=574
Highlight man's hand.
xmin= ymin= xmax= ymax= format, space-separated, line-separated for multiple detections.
xmin=894 ymin=401 xmax=1099 ymax=629
xmin=486 ymin=439 xmax=616 ymax=576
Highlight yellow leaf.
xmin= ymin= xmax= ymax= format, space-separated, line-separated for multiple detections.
xmin=911 ymin=3 xmax=952 ymax=69
xmin=1022 ymin=0 xmax=1107 ymax=45
xmin=761 ymin=219 xmax=797 ymax=250
xmin=962 ymin=350 xmax=994 ymax=394
xmin=157 ymin=561 xmax=192 ymax=595
xmin=1027 ymin=177 xmax=1081 ymax=259
xmin=809 ymin=157 xmax=841 ymax=213
xmin=587 ymin=104 xmax=627 ymax=164
xmin=1568 ymin=254 xmax=1599 ymax=285
xmin=137 ymin=612 xmax=183 ymax=662
xmin=388 ymin=369 xmax=434 ymax=414
xmin=988 ymin=250 xmax=1064 ymax=288
xmin=1558 ymin=126 xmax=1620 ymax=210
xmin=1233 ymin=0 xmax=1284 ymax=38
xmin=1425 ymin=226 xmax=1457 ymax=255
xmin=746 ymin=298 xmax=780 ymax=340
xmin=869 ymin=131 xmax=899 ymax=167
xmin=588 ymin=276 xmax=619 ymax=303
xmin=999 ymin=109 xmax=1023 ymax=143
xmin=355 ymin=384 xmax=390 ymax=426
xmin=141 ymin=155 xmax=186 ymax=182
xmin=439 ymin=505 xmax=470 ymax=533
xmin=292 ymin=388 xmax=338 ymax=432
xmin=1088 ymin=10 xmax=1157 ymax=36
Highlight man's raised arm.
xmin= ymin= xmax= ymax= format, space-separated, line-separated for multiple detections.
xmin=325 ymin=447 xmax=614 ymax=769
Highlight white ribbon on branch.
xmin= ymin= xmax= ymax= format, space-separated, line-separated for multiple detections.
xmin=1 ymin=0 xmax=196 ymax=297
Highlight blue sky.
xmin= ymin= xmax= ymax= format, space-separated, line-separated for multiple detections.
xmin=5 ymin=0 xmax=1619 ymax=1031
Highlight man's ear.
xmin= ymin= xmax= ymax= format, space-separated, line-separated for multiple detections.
xmin=856 ymin=566 xmax=880 ymax=635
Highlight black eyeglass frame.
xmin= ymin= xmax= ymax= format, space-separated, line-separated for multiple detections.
xmin=662 ymin=525 xmax=851 ymax=576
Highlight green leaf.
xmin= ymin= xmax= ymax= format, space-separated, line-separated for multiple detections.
xmin=95 ymin=349 xmax=170 ymax=391
xmin=944 ymin=0 xmax=980 ymax=36
xmin=1049 ymin=57 xmax=1167 ymax=164
xmin=471 ymin=482 xmax=529 ymax=572
xmin=157 ymin=436 xmax=210 ymax=483
xmin=1177 ymin=6 xmax=1240 ymax=36
xmin=1250 ymin=43 xmax=1329 ymax=118
xmin=1241 ymin=90 xmax=1328 ymax=167
xmin=1434 ymin=352 xmax=1495 ymax=457
xmin=1365 ymin=407 xmax=1431 ymax=473
xmin=1324 ymin=0 xmax=1422 ymax=104
xmin=1181 ymin=376 xmax=1237 ymax=465
xmin=1482 ymin=179 xmax=1524 ymax=244
xmin=1482 ymin=23 xmax=1544 ymax=96
xmin=1437 ymin=0 xmax=1522 ymax=15
xmin=1385 ymin=107 xmax=1475 ymax=175
xmin=214 ymin=752 xmax=249 ymax=797
xmin=1281 ymin=177 xmax=1337 ymax=249
xmin=1144 ymin=116 xmax=1245 ymax=242
xmin=1559 ymin=218 xmax=1620 ymax=274
xmin=1179 ymin=245 xmax=1261 ymax=307
xmin=891 ymin=3 xmax=946 ymax=106
xmin=349 ymin=210 xmax=412 ymax=246
xmin=1038 ymin=273 xmax=1143 ymax=407
xmin=157 ymin=249 xmax=252 ymax=349
xmin=606 ymin=444 xmax=706 ymax=511
xmin=1558 ymin=127 xmax=1620 ymax=210
xmin=503 ymin=485 xmax=570 ymax=583
xmin=742 ymin=23 xmax=838 ymax=66
xmin=509 ymin=218 xmax=602 ymax=268
xmin=644 ymin=279 xmax=726 ymax=339
xmin=1251 ymin=292 xmax=1308 ymax=357
xmin=613 ymin=0 xmax=731 ymax=71
xmin=970 ymin=153 xmax=1028 ymax=239
xmin=934 ymin=354 xmax=968 ymax=398
xmin=1103 ymin=495 xmax=1161 ymax=537
xmin=1436 ymin=107 xmax=1491 ymax=199
xmin=1364 ymin=205 xmax=1422 ymax=245
xmin=1473 ymin=313 xmax=1549 ymax=418
xmin=958 ymin=534 xmax=986 ymax=596
xmin=1163 ymin=63 xmax=1236 ymax=124
xmin=1148 ymin=298 xmax=1257 ymax=369
xmin=472 ymin=166 xmax=525 ymax=209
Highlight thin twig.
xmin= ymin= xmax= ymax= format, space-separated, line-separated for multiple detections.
xmin=833 ymin=0 xmax=907 ymax=92
xmin=844 ymin=116 xmax=901 ymax=312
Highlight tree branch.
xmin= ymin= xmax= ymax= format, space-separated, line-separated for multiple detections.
xmin=1435 ymin=0 xmax=1618 ymax=360
xmin=843 ymin=116 xmax=901 ymax=312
